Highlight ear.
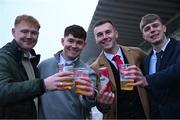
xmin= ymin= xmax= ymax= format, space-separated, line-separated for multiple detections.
xmin=12 ymin=28 xmax=15 ymax=37
xmin=163 ymin=25 xmax=167 ymax=33
xmin=61 ymin=38 xmax=64 ymax=46
xmin=115 ymin=30 xmax=119 ymax=39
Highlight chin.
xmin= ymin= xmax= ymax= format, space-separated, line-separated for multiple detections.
xmin=22 ymin=47 xmax=33 ymax=51
xmin=69 ymin=55 xmax=77 ymax=59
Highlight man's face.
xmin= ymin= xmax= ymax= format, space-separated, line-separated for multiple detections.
xmin=12 ymin=20 xmax=39 ymax=51
xmin=142 ymin=20 xmax=166 ymax=45
xmin=94 ymin=23 xmax=118 ymax=52
xmin=61 ymin=34 xmax=86 ymax=60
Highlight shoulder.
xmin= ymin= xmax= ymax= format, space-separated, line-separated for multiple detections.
xmin=121 ymin=45 xmax=147 ymax=56
xmin=175 ymin=39 xmax=180 ymax=47
xmin=123 ymin=45 xmax=144 ymax=52
xmin=38 ymin=57 xmax=56 ymax=68
xmin=90 ymin=52 xmax=104 ymax=67
xmin=169 ymin=38 xmax=180 ymax=52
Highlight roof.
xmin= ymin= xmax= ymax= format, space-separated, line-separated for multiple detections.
xmin=81 ymin=0 xmax=180 ymax=62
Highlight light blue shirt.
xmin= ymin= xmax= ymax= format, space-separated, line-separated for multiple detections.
xmin=59 ymin=53 xmax=79 ymax=66
xmin=104 ymin=48 xmax=125 ymax=69
xmin=149 ymin=38 xmax=170 ymax=74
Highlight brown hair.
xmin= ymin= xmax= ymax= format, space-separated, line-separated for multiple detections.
xmin=93 ymin=19 xmax=116 ymax=29
xmin=14 ymin=14 xmax=41 ymax=29
xmin=139 ymin=13 xmax=162 ymax=32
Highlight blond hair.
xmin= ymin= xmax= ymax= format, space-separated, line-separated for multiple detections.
xmin=14 ymin=14 xmax=40 ymax=29
xmin=139 ymin=13 xmax=162 ymax=32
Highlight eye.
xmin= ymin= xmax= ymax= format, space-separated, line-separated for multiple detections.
xmin=67 ymin=38 xmax=74 ymax=43
xmin=96 ymin=32 xmax=103 ymax=37
xmin=143 ymin=26 xmax=150 ymax=32
xmin=152 ymin=23 xmax=159 ymax=28
xmin=31 ymin=31 xmax=39 ymax=35
xmin=105 ymin=30 xmax=111 ymax=35
xmin=76 ymin=41 xmax=84 ymax=45
xmin=20 ymin=29 xmax=39 ymax=35
xmin=21 ymin=29 xmax=29 ymax=34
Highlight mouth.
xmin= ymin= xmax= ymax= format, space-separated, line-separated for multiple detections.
xmin=150 ymin=33 xmax=159 ymax=39
xmin=70 ymin=48 xmax=80 ymax=54
xmin=100 ymin=39 xmax=111 ymax=45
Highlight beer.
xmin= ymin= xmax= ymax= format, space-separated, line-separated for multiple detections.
xmin=120 ymin=79 xmax=134 ymax=90
xmin=75 ymin=81 xmax=90 ymax=94
xmin=59 ymin=63 xmax=75 ymax=89
xmin=119 ymin=64 xmax=134 ymax=91
xmin=75 ymin=68 xmax=89 ymax=94
xmin=62 ymin=80 xmax=75 ymax=89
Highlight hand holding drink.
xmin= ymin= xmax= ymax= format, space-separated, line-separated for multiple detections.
xmin=58 ymin=63 xmax=75 ymax=90
xmin=119 ymin=64 xmax=134 ymax=90
xmin=44 ymin=71 xmax=75 ymax=91
xmin=121 ymin=65 xmax=149 ymax=88
xmin=74 ymin=68 xmax=92 ymax=95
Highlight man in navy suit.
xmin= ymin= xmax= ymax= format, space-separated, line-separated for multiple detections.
xmin=125 ymin=13 xmax=180 ymax=119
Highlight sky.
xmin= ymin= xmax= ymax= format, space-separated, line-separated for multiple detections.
xmin=0 ymin=0 xmax=98 ymax=61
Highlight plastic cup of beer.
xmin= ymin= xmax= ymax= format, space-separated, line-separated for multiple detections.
xmin=74 ymin=68 xmax=90 ymax=94
xmin=119 ymin=64 xmax=134 ymax=90
xmin=61 ymin=64 xmax=75 ymax=89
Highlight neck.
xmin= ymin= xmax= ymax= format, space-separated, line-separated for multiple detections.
xmin=153 ymin=36 xmax=168 ymax=52
xmin=105 ymin=45 xmax=119 ymax=54
xmin=61 ymin=51 xmax=78 ymax=61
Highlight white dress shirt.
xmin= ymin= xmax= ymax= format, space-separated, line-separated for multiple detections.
xmin=104 ymin=48 xmax=125 ymax=69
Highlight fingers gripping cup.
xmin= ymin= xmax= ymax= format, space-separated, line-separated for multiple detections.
xmin=119 ymin=64 xmax=134 ymax=90
xmin=75 ymin=68 xmax=90 ymax=94
xmin=58 ymin=63 xmax=75 ymax=89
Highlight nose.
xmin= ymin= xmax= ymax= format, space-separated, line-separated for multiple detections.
xmin=102 ymin=33 xmax=108 ymax=39
xmin=72 ymin=42 xmax=78 ymax=48
xmin=27 ymin=32 xmax=33 ymax=38
xmin=150 ymin=26 xmax=155 ymax=33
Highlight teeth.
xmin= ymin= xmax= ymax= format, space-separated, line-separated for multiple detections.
xmin=151 ymin=34 xmax=158 ymax=39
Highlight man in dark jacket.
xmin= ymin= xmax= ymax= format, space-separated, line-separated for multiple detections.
xmin=0 ymin=14 xmax=75 ymax=119
xmin=127 ymin=13 xmax=180 ymax=119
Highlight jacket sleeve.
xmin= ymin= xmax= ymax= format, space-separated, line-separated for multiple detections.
xmin=146 ymin=55 xmax=180 ymax=89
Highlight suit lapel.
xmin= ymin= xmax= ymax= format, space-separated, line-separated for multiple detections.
xmin=121 ymin=46 xmax=134 ymax=64
xmin=161 ymin=39 xmax=176 ymax=69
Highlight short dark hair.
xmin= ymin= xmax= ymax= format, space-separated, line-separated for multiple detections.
xmin=14 ymin=14 xmax=40 ymax=29
xmin=93 ymin=19 xmax=115 ymax=29
xmin=139 ymin=13 xmax=163 ymax=32
xmin=64 ymin=25 xmax=86 ymax=40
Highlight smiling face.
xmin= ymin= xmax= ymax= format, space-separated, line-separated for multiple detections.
xmin=61 ymin=34 xmax=86 ymax=60
xmin=94 ymin=22 xmax=118 ymax=53
xmin=142 ymin=19 xmax=166 ymax=46
xmin=12 ymin=20 xmax=39 ymax=51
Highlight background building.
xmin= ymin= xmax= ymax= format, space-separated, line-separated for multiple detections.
xmin=81 ymin=0 xmax=180 ymax=62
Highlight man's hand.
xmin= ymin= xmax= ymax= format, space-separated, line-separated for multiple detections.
xmin=97 ymin=88 xmax=114 ymax=105
xmin=43 ymin=71 xmax=74 ymax=91
xmin=75 ymin=76 xmax=95 ymax=99
xmin=123 ymin=65 xmax=149 ymax=87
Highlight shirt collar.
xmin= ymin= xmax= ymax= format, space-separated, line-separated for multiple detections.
xmin=153 ymin=38 xmax=170 ymax=54
xmin=59 ymin=53 xmax=79 ymax=65
xmin=104 ymin=47 xmax=124 ymax=62
xmin=23 ymin=51 xmax=35 ymax=59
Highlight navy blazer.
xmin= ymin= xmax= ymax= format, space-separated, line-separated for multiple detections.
xmin=142 ymin=38 xmax=180 ymax=118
